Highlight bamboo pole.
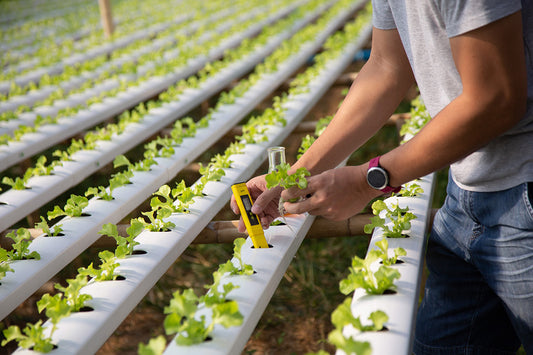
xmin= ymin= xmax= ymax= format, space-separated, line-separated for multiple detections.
xmin=0 ymin=214 xmax=378 ymax=249
xmin=98 ymin=0 xmax=114 ymax=39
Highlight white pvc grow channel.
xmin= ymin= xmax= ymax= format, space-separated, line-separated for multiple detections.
xmin=338 ymin=174 xmax=435 ymax=355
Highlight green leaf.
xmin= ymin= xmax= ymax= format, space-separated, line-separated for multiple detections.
xmin=328 ymin=329 xmax=371 ymax=355
xmin=99 ymin=223 xmax=119 ymax=239
xmin=127 ymin=219 xmax=144 ymax=239
xmin=138 ymin=335 xmax=166 ymax=355
xmin=211 ymin=300 xmax=243 ymax=328
xmin=175 ymin=317 xmax=208 ymax=345
xmin=163 ymin=313 xmax=183 ymax=335
xmin=368 ymin=310 xmax=388 ymax=331
xmin=164 ymin=289 xmax=199 ymax=319
xmin=48 ymin=205 xmax=66 ymax=220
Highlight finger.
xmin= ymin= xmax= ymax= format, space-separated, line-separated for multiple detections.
xmin=237 ymin=217 xmax=246 ymax=233
xmin=260 ymin=215 xmax=272 ymax=230
xmin=230 ymin=195 xmax=241 ymax=215
xmin=282 ymin=185 xmax=313 ymax=202
xmin=251 ymin=186 xmax=282 ymax=214
xmin=283 ymin=196 xmax=315 ymax=215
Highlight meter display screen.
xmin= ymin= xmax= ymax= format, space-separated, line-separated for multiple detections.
xmin=241 ymin=195 xmax=259 ymax=225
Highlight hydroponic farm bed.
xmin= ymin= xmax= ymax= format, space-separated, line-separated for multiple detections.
xmin=0 ymin=1 xmax=436 ymax=354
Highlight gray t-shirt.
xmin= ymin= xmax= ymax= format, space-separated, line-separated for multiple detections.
xmin=372 ymin=0 xmax=533 ymax=192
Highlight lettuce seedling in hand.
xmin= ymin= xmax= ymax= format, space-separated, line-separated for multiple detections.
xmin=265 ymin=163 xmax=311 ymax=222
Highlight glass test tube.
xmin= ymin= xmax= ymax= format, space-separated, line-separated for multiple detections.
xmin=267 ymin=146 xmax=286 ymax=172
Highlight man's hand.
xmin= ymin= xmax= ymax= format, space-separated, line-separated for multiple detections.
xmin=230 ymin=174 xmax=283 ymax=232
xmin=281 ymin=165 xmax=382 ymax=221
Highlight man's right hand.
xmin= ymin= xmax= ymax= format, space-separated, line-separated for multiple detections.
xmin=230 ymin=174 xmax=283 ymax=233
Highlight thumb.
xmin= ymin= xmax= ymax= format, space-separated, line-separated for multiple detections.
xmin=251 ymin=186 xmax=282 ymax=214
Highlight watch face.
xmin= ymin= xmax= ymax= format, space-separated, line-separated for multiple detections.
xmin=367 ymin=167 xmax=387 ymax=190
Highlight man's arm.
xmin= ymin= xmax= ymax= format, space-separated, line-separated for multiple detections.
xmin=289 ymin=27 xmax=415 ymax=175
xmin=283 ymin=11 xmax=527 ymax=220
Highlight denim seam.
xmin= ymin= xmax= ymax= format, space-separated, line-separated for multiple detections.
xmin=524 ymin=182 xmax=533 ymax=223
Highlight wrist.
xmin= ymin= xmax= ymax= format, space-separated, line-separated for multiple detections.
xmin=366 ymin=156 xmax=401 ymax=193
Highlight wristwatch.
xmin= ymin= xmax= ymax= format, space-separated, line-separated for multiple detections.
xmin=366 ymin=156 xmax=401 ymax=193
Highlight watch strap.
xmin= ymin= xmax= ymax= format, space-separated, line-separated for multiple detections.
xmin=368 ymin=156 xmax=401 ymax=193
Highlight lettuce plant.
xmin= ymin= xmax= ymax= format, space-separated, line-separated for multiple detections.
xmin=398 ymin=182 xmax=424 ymax=197
xmin=35 ymin=216 xmax=63 ymax=237
xmin=1 ymin=320 xmax=55 ymax=353
xmin=364 ymin=199 xmax=416 ymax=238
xmin=339 ymin=250 xmax=400 ymax=296
xmin=5 ymin=228 xmax=40 ymax=261
xmin=265 ymin=162 xmax=311 ymax=219
xmin=332 ymin=297 xmax=388 ymax=332
xmin=0 ymin=248 xmax=14 ymax=279
xmin=372 ymin=239 xmax=406 ymax=266
xmin=53 ymin=274 xmax=92 ymax=312
xmin=78 ymin=250 xmax=120 ymax=282
xmin=48 ymin=194 xmax=89 ymax=219
xmin=216 ymin=238 xmax=254 ymax=276
xmin=99 ymin=220 xmax=143 ymax=259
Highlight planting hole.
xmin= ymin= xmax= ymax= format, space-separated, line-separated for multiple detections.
xmin=47 ymin=232 xmax=65 ymax=237
xmin=251 ymin=244 xmax=273 ymax=249
xmin=387 ymin=234 xmax=411 ymax=239
xmin=115 ymin=275 xmax=126 ymax=281
xmin=383 ymin=289 xmax=397 ymax=295
xmin=22 ymin=255 xmax=39 ymax=261
xmin=98 ymin=197 xmax=115 ymax=201
xmin=380 ymin=259 xmax=404 ymax=265
xmin=31 ymin=345 xmax=58 ymax=351
xmin=78 ymin=306 xmax=94 ymax=312
xmin=132 ymin=249 xmax=147 ymax=255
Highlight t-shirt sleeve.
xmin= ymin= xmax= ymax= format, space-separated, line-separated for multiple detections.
xmin=438 ymin=0 xmax=522 ymax=37
xmin=372 ymin=0 xmax=396 ymax=30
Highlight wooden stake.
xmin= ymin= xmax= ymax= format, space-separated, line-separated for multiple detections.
xmin=98 ymin=0 xmax=114 ymax=39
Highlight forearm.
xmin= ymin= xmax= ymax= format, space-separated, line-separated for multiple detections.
xmin=290 ymin=41 xmax=415 ymax=175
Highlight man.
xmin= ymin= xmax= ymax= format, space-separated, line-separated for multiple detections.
xmin=231 ymin=0 xmax=533 ymax=353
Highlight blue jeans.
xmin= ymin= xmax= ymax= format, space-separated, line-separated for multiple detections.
xmin=414 ymin=176 xmax=533 ymax=355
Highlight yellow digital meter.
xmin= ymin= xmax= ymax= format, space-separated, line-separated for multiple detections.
xmin=231 ymin=182 xmax=269 ymax=248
